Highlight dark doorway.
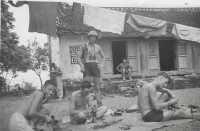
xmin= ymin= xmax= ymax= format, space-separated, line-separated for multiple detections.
xmin=112 ymin=41 xmax=127 ymax=74
xmin=159 ymin=40 xmax=176 ymax=71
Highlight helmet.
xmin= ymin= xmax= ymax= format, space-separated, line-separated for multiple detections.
xmin=88 ymin=30 xmax=98 ymax=37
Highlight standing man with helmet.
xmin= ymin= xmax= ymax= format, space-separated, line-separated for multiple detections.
xmin=79 ymin=30 xmax=105 ymax=106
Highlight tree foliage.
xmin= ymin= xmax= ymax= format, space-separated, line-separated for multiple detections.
xmin=1 ymin=0 xmax=32 ymax=73
xmin=28 ymin=40 xmax=49 ymax=88
xmin=1 ymin=0 xmax=32 ymax=92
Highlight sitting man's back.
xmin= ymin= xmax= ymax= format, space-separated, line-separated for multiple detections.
xmin=138 ymin=82 xmax=165 ymax=122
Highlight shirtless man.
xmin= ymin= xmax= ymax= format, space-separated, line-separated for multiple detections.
xmin=116 ymin=59 xmax=127 ymax=81
xmin=69 ymin=81 xmax=107 ymax=124
xmin=9 ymin=80 xmax=56 ymax=131
xmin=137 ymin=72 xmax=200 ymax=122
xmin=79 ymin=30 xmax=105 ymax=106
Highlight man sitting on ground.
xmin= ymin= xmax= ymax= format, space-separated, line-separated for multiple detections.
xmin=9 ymin=80 xmax=57 ymax=131
xmin=116 ymin=59 xmax=128 ymax=81
xmin=69 ymin=81 xmax=107 ymax=124
xmin=137 ymin=72 xmax=200 ymax=122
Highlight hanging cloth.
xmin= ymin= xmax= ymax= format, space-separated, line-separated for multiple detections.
xmin=172 ymin=23 xmax=200 ymax=43
xmin=28 ymin=2 xmax=58 ymax=35
xmin=126 ymin=14 xmax=167 ymax=33
xmin=83 ymin=4 xmax=126 ymax=34
xmin=126 ymin=14 xmax=174 ymax=37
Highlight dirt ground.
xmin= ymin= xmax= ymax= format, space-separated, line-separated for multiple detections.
xmin=0 ymin=88 xmax=200 ymax=131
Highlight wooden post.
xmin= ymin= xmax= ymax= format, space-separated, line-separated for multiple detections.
xmin=48 ymin=36 xmax=63 ymax=99
xmin=48 ymin=35 xmax=53 ymax=80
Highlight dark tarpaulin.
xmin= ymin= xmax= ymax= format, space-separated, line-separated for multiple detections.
xmin=28 ymin=1 xmax=58 ymax=35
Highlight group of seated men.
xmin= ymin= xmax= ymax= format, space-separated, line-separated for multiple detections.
xmin=8 ymin=72 xmax=200 ymax=131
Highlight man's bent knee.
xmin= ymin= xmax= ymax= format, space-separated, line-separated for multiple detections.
xmin=9 ymin=112 xmax=34 ymax=131
xmin=163 ymin=109 xmax=192 ymax=121
xmin=96 ymin=106 xmax=108 ymax=118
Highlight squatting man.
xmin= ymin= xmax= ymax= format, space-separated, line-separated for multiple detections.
xmin=69 ymin=81 xmax=108 ymax=124
xmin=9 ymin=80 xmax=57 ymax=131
xmin=137 ymin=72 xmax=200 ymax=122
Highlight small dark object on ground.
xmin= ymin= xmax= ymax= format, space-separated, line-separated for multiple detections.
xmin=188 ymin=105 xmax=199 ymax=109
xmin=125 ymin=109 xmax=138 ymax=113
xmin=188 ymin=105 xmax=200 ymax=113
xmin=113 ymin=109 xmax=124 ymax=116
xmin=119 ymin=124 xmax=132 ymax=130
xmin=168 ymin=104 xmax=180 ymax=111
xmin=92 ymin=119 xmax=123 ymax=129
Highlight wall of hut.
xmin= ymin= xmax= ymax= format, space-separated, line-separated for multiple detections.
xmin=177 ymin=40 xmax=200 ymax=73
xmin=50 ymin=34 xmax=200 ymax=80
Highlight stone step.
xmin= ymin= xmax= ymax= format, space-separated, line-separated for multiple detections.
xmin=63 ymin=75 xmax=200 ymax=93
xmin=107 ymin=76 xmax=200 ymax=90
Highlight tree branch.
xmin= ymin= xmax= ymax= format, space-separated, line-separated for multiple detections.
xmin=8 ymin=0 xmax=28 ymax=7
xmin=33 ymin=68 xmax=43 ymax=89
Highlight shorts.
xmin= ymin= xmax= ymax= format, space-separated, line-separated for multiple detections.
xmin=9 ymin=112 xmax=34 ymax=131
xmin=142 ymin=110 xmax=163 ymax=122
xmin=70 ymin=112 xmax=87 ymax=124
xmin=84 ymin=62 xmax=100 ymax=77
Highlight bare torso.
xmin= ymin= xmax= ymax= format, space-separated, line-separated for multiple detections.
xmin=81 ymin=43 xmax=104 ymax=64
xmin=18 ymin=90 xmax=44 ymax=118
xmin=71 ymin=90 xmax=88 ymax=111
xmin=137 ymin=83 xmax=153 ymax=116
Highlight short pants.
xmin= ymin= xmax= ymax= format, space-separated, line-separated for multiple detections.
xmin=70 ymin=112 xmax=87 ymax=124
xmin=84 ymin=62 xmax=100 ymax=77
xmin=142 ymin=110 xmax=163 ymax=122
xmin=70 ymin=106 xmax=108 ymax=124
xmin=9 ymin=112 xmax=34 ymax=131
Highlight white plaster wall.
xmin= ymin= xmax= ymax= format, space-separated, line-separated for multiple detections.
xmin=127 ymin=39 xmax=138 ymax=72
xmin=60 ymin=34 xmax=88 ymax=80
xmin=99 ymin=39 xmax=113 ymax=75
xmin=50 ymin=36 xmax=60 ymax=67
xmin=59 ymin=35 xmax=115 ymax=78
